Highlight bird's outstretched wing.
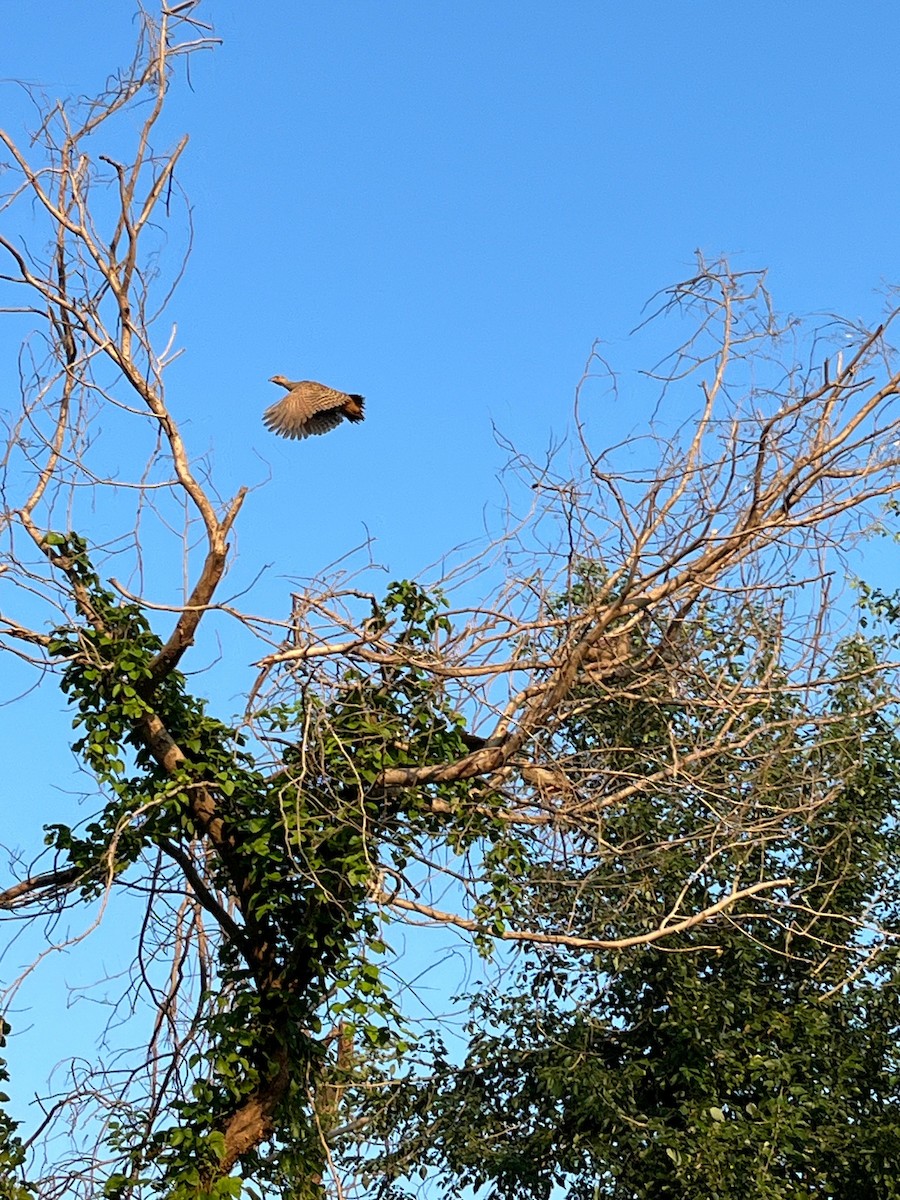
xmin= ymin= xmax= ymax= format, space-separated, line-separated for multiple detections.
xmin=263 ymin=381 xmax=356 ymax=440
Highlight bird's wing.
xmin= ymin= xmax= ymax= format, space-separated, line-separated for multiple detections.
xmin=263 ymin=384 xmax=349 ymax=439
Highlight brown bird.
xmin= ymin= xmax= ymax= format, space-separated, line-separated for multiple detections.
xmin=264 ymin=377 xmax=366 ymax=440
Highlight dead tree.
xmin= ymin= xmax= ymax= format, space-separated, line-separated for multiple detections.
xmin=2 ymin=6 xmax=900 ymax=1197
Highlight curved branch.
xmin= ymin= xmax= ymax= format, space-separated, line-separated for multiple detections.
xmin=373 ymin=878 xmax=795 ymax=952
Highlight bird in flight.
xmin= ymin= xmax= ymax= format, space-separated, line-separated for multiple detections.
xmin=263 ymin=377 xmax=366 ymax=440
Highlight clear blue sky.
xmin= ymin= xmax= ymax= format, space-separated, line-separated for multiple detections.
xmin=3 ymin=0 xmax=900 ymax=1137
xmin=5 ymin=3 xmax=900 ymax=572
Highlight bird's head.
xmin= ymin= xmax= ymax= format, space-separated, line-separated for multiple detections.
xmin=269 ymin=375 xmax=295 ymax=390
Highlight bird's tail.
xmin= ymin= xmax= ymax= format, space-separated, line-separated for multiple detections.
xmin=344 ymin=394 xmax=365 ymax=422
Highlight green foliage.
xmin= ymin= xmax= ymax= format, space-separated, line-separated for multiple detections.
xmin=363 ymin=604 xmax=900 ymax=1200
xmin=34 ymin=541 xmax=513 ymax=1196
xmin=395 ymin=940 xmax=900 ymax=1200
xmin=25 ymin=537 xmax=900 ymax=1199
xmin=43 ymin=534 xmax=258 ymax=890
xmin=0 ymin=1022 xmax=34 ymax=1200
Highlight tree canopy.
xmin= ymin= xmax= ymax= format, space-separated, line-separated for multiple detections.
xmin=362 ymin=615 xmax=900 ymax=1200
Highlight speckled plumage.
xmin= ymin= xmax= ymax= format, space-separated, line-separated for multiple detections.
xmin=264 ymin=377 xmax=365 ymax=440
